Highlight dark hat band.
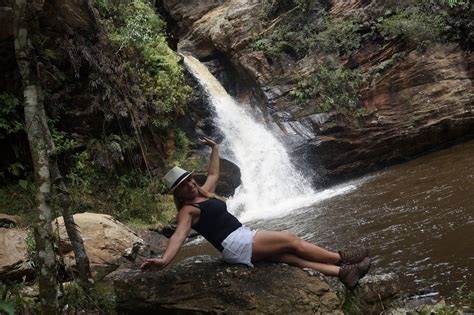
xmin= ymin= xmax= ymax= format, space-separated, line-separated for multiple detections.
xmin=169 ymin=171 xmax=191 ymax=192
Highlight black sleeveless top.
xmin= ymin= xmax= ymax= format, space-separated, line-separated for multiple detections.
xmin=189 ymin=198 xmax=242 ymax=252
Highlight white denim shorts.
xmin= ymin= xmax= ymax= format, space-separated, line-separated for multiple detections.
xmin=221 ymin=226 xmax=257 ymax=267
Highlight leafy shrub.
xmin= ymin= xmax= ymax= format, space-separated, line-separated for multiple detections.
xmin=291 ymin=64 xmax=366 ymax=114
xmin=250 ymin=1 xmax=326 ymax=59
xmin=376 ymin=7 xmax=445 ymax=48
xmin=315 ymin=15 xmax=363 ymax=55
xmin=113 ymin=171 xmax=175 ymax=224
xmin=251 ymin=3 xmax=367 ymax=59
xmin=371 ymin=0 xmax=472 ymax=49
xmin=0 ymin=94 xmax=23 ymax=139
xmin=444 ymin=0 xmax=469 ymax=7
xmin=0 ymin=282 xmax=38 ymax=314
xmin=48 ymin=118 xmax=76 ymax=155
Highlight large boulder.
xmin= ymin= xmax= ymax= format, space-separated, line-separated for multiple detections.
xmin=193 ymin=158 xmax=242 ymax=197
xmin=0 ymin=227 xmax=34 ymax=281
xmin=107 ymin=255 xmax=343 ymax=314
xmin=54 ymin=212 xmax=151 ymax=280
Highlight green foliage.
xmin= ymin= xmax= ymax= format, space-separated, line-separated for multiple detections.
xmin=372 ymin=1 xmax=472 ymax=49
xmin=0 ymin=93 xmax=23 ymax=139
xmin=291 ymin=64 xmax=366 ymax=114
xmin=342 ymin=289 xmax=362 ymax=314
xmin=42 ymin=48 xmax=59 ymax=61
xmin=65 ymin=151 xmax=98 ymax=202
xmin=440 ymin=1 xmax=473 ymax=49
xmin=172 ymin=129 xmax=191 ymax=163
xmin=88 ymin=134 xmax=136 ymax=172
xmin=252 ymin=0 xmax=472 ymax=63
xmin=315 ymin=15 xmax=363 ymax=54
xmin=113 ymin=172 xmax=176 ymax=224
xmin=100 ymin=0 xmax=191 ymax=128
xmin=0 ymin=301 xmax=14 ymax=315
xmin=259 ymin=0 xmax=315 ymax=19
xmin=0 ymin=281 xmax=116 ymax=314
xmin=59 ymin=282 xmax=116 ymax=313
xmin=0 ymin=182 xmax=36 ymax=224
xmin=25 ymin=228 xmax=38 ymax=265
xmin=449 ymin=284 xmax=474 ymax=312
xmin=63 ymin=148 xmax=176 ymax=227
xmin=0 ymin=282 xmax=38 ymax=314
xmin=444 ymin=0 xmax=469 ymax=7
xmin=48 ymin=119 xmax=77 ymax=155
xmin=250 ymin=1 xmax=326 ymax=59
xmin=376 ymin=7 xmax=444 ymax=48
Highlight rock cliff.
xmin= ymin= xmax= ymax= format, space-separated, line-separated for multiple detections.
xmin=162 ymin=0 xmax=474 ymax=184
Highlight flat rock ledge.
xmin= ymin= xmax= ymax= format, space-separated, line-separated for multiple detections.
xmin=106 ymin=255 xmax=343 ymax=314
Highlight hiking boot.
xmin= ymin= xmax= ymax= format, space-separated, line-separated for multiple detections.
xmin=338 ymin=257 xmax=371 ymax=289
xmin=338 ymin=247 xmax=369 ymax=265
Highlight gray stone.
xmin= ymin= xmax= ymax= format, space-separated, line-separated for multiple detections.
xmin=107 ymin=255 xmax=344 ymax=314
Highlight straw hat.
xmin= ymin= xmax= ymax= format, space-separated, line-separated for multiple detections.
xmin=164 ymin=166 xmax=194 ymax=193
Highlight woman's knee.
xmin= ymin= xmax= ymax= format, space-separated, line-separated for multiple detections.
xmin=282 ymin=232 xmax=302 ymax=253
xmin=252 ymin=230 xmax=302 ymax=256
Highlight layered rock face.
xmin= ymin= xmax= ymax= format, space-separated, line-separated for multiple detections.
xmin=163 ymin=0 xmax=474 ymax=184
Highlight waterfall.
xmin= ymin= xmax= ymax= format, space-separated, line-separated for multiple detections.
xmin=183 ymin=55 xmax=358 ymax=222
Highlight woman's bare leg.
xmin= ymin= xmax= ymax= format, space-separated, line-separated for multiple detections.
xmin=266 ymin=253 xmax=340 ymax=276
xmin=252 ymin=231 xmax=340 ymax=264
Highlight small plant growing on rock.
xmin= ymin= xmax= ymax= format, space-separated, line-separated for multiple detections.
xmin=291 ymin=64 xmax=366 ymax=116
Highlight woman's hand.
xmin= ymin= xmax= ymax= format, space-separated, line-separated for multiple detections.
xmin=198 ymin=137 xmax=217 ymax=148
xmin=140 ymin=258 xmax=168 ymax=272
xmin=199 ymin=136 xmax=219 ymax=192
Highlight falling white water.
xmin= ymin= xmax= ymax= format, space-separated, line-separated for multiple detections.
xmin=183 ymin=55 xmax=359 ymax=222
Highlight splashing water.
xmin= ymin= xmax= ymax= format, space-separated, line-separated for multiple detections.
xmin=183 ymin=55 xmax=359 ymax=221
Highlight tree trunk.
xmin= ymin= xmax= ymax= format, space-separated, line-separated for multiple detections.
xmin=13 ymin=0 xmax=93 ymax=295
xmin=13 ymin=0 xmax=94 ymax=312
xmin=50 ymin=161 xmax=94 ymax=289
xmin=13 ymin=0 xmax=59 ymax=313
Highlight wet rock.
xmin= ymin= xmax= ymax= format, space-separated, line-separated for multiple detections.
xmin=107 ymin=255 xmax=343 ymax=314
xmin=0 ymin=228 xmax=34 ymax=281
xmin=54 ymin=212 xmax=151 ymax=280
xmin=358 ymin=272 xmax=401 ymax=303
xmin=193 ymin=158 xmax=242 ymax=197
xmin=139 ymin=230 xmax=168 ymax=256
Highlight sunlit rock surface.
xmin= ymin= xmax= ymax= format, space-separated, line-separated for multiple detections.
xmin=54 ymin=212 xmax=151 ymax=280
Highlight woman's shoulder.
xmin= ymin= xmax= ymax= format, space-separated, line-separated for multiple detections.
xmin=180 ymin=198 xmax=208 ymax=211
xmin=177 ymin=204 xmax=200 ymax=219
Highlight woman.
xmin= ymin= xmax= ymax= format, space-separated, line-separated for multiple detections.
xmin=141 ymin=137 xmax=371 ymax=289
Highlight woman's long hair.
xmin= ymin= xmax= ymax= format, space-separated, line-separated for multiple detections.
xmin=173 ymin=185 xmax=226 ymax=210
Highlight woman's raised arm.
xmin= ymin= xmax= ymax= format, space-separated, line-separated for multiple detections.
xmin=199 ymin=137 xmax=219 ymax=193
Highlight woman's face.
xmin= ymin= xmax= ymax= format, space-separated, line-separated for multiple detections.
xmin=175 ymin=176 xmax=198 ymax=200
